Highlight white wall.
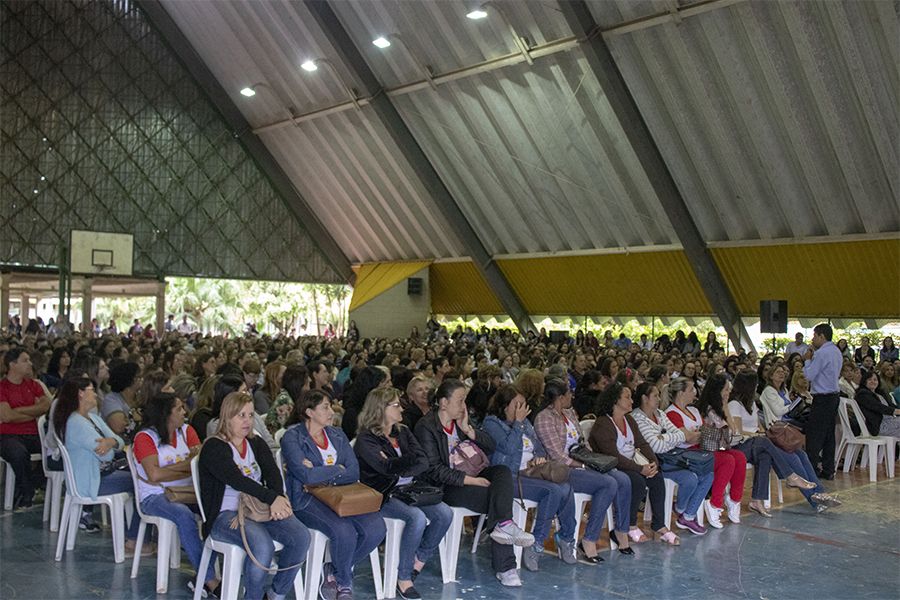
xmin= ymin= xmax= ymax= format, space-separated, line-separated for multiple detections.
xmin=349 ymin=267 xmax=430 ymax=339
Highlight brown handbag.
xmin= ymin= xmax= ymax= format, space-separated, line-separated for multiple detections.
xmin=306 ymin=482 xmax=382 ymax=517
xmin=229 ymin=493 xmax=305 ymax=573
xmin=766 ymin=421 xmax=805 ymax=453
xmin=162 ymin=484 xmax=198 ymax=505
xmin=521 ymin=460 xmax=570 ymax=484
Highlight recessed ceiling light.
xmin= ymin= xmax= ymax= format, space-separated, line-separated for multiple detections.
xmin=240 ymin=87 xmax=256 ymax=97
xmin=372 ymin=37 xmax=391 ymax=49
xmin=466 ymin=9 xmax=488 ymax=19
xmin=301 ymin=60 xmax=318 ymax=72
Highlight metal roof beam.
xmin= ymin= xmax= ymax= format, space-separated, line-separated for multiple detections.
xmin=304 ymin=0 xmax=535 ymax=334
xmin=135 ymin=0 xmax=354 ymax=284
xmin=559 ymin=0 xmax=753 ymax=352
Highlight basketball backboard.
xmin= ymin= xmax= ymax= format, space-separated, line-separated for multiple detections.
xmin=70 ymin=230 xmax=134 ymax=276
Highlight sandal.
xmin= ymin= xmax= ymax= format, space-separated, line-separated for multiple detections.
xmin=657 ymin=530 xmax=680 ymax=546
xmin=628 ymin=528 xmax=649 ymax=543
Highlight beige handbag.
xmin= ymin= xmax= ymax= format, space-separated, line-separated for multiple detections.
xmin=228 ymin=493 xmax=304 ymax=572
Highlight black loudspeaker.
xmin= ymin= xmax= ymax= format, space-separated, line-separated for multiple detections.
xmin=760 ymin=300 xmax=788 ymax=334
xmin=549 ymin=330 xmax=568 ymax=344
xmin=407 ymin=277 xmax=423 ymax=295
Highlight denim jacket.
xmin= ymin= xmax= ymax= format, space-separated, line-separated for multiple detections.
xmin=481 ymin=415 xmax=547 ymax=474
xmin=280 ymin=421 xmax=359 ymax=511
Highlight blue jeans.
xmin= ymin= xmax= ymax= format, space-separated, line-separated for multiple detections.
xmin=737 ymin=437 xmax=804 ymax=501
xmin=97 ymin=469 xmax=140 ymax=539
xmin=568 ymin=467 xmax=630 ymax=541
xmin=517 ymin=475 xmax=576 ymax=544
xmin=380 ymin=499 xmax=453 ymax=581
xmin=770 ymin=448 xmax=825 ymax=506
xmin=210 ymin=510 xmax=310 ymax=600
xmin=663 ymin=469 xmax=714 ymax=520
xmin=140 ymin=492 xmax=216 ymax=585
xmin=293 ymin=496 xmax=386 ymax=589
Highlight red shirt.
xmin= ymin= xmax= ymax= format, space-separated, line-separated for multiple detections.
xmin=0 ymin=378 xmax=46 ymax=435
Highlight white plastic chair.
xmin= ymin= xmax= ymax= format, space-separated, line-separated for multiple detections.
xmin=579 ymin=420 xmax=595 ymax=440
xmin=511 ymin=498 xmax=539 ymax=568
xmin=125 ymin=447 xmax=183 ymax=593
xmin=1 ymin=451 xmax=42 ymax=510
xmin=273 ymin=450 xmax=384 ymax=600
xmin=381 ymin=515 xmax=449 ymax=598
xmin=436 ymin=506 xmax=486 ymax=583
xmin=837 ymin=398 xmax=895 ymax=482
xmin=37 ymin=415 xmax=65 ymax=530
xmin=191 ymin=456 xmax=305 ymax=600
xmin=53 ymin=432 xmax=132 ymax=563
xmin=572 ymin=492 xmax=617 ymax=550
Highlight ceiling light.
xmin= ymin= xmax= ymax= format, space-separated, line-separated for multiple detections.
xmin=240 ymin=87 xmax=256 ymax=97
xmin=372 ymin=36 xmax=391 ymax=49
xmin=301 ymin=60 xmax=318 ymax=72
xmin=466 ymin=9 xmax=488 ymax=19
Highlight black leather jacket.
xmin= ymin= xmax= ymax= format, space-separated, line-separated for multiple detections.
xmin=354 ymin=425 xmax=428 ymax=505
xmin=413 ymin=410 xmax=496 ymax=488
xmin=854 ymin=388 xmax=896 ymax=435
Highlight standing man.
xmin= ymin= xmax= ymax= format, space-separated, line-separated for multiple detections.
xmin=803 ymin=323 xmax=842 ymax=480
xmin=0 ymin=349 xmax=51 ymax=508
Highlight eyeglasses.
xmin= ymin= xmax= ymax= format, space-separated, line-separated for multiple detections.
xmin=387 ymin=401 xmax=402 ymax=408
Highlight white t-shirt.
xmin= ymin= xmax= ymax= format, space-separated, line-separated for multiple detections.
xmin=133 ymin=425 xmax=192 ymax=499
xmin=664 ymin=404 xmax=703 ymax=449
xmin=611 ymin=416 xmax=636 ymax=459
xmin=727 ymin=400 xmax=760 ymax=434
xmin=221 ymin=439 xmax=261 ymax=512
xmin=443 ymin=421 xmax=460 ymax=462
xmin=563 ymin=416 xmax=580 ymax=454
xmin=315 ymin=430 xmax=338 ymax=467
xmin=519 ymin=432 xmax=535 ymax=471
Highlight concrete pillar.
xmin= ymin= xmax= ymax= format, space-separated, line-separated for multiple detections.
xmin=155 ymin=280 xmax=166 ymax=335
xmin=82 ymin=277 xmax=93 ymax=334
xmin=20 ymin=293 xmax=30 ymax=321
xmin=0 ymin=275 xmax=9 ymax=330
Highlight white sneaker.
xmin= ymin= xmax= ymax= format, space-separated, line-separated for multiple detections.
xmin=496 ymin=568 xmax=522 ymax=587
xmin=724 ymin=498 xmax=742 ymax=524
xmin=490 ymin=522 xmax=535 ymax=547
xmin=704 ymin=502 xmax=724 ymax=529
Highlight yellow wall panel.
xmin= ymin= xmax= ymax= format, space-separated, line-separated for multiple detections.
xmin=349 ymin=261 xmax=431 ymax=311
xmin=497 ymin=252 xmax=712 ymax=316
xmin=429 ymin=262 xmax=504 ymax=315
xmin=712 ymin=239 xmax=900 ymax=317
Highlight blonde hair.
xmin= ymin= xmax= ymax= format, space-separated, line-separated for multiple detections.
xmin=214 ymin=392 xmax=256 ymax=441
xmin=405 ymin=375 xmax=431 ymax=399
xmin=515 ymin=369 xmax=544 ymax=401
xmin=191 ymin=374 xmax=220 ymax=417
xmin=357 ymin=387 xmax=403 ymax=436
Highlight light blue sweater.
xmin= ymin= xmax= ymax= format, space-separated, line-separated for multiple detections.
xmin=64 ymin=412 xmax=124 ymax=499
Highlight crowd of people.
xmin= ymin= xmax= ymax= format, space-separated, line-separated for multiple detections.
xmin=1 ymin=316 xmax=898 ymax=599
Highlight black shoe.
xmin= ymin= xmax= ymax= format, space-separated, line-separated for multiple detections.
xmin=410 ymin=568 xmax=421 ymax=583
xmin=397 ymin=585 xmax=422 ymax=599
xmin=609 ymin=532 xmax=635 ymax=555
xmin=79 ymin=513 xmax=101 ymax=533
xmin=577 ymin=541 xmax=604 ymax=564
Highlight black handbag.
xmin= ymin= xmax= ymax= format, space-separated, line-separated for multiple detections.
xmin=657 ymin=448 xmax=714 ymax=475
xmin=568 ymin=443 xmax=618 ymax=473
xmin=391 ymin=482 xmax=444 ymax=507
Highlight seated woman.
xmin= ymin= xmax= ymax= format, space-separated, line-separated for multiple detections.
xmin=855 ymin=369 xmax=900 ymax=438
xmin=133 ymin=391 xmax=219 ymax=597
xmin=760 ymin=365 xmax=806 ymax=429
xmin=52 ymin=375 xmax=144 ymax=556
xmin=630 ymin=382 xmax=712 ymax=537
xmin=533 ymin=379 xmax=632 ymax=561
xmin=665 ymin=376 xmax=746 ymax=529
xmin=728 ymin=375 xmax=840 ymax=514
xmin=589 ymin=382 xmax=679 ymax=546
xmin=355 ymin=387 xmax=453 ymax=600
xmin=197 ymin=392 xmax=309 ymax=600
xmin=101 ymin=361 xmax=142 ymax=444
xmin=281 ymin=390 xmax=386 ymax=600
xmin=414 ymin=379 xmax=533 ymax=587
xmin=482 ymin=384 xmax=577 ymax=570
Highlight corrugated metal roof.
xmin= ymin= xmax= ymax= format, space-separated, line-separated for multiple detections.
xmin=331 ymin=0 xmax=679 ymax=254
xmin=589 ymin=0 xmax=900 ymax=241
xmin=158 ymin=0 xmax=466 ymax=263
xmin=712 ymin=239 xmax=900 ymax=318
